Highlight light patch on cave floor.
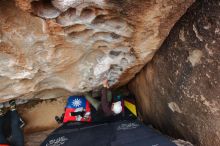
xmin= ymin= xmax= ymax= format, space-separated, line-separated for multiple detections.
xmin=200 ymin=95 xmax=219 ymax=114
xmin=193 ymin=24 xmax=203 ymax=42
xmin=168 ymin=102 xmax=182 ymax=113
xmin=179 ymin=28 xmax=185 ymax=42
xmin=188 ymin=49 xmax=203 ymax=66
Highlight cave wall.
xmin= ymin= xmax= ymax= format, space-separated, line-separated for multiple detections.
xmin=0 ymin=0 xmax=193 ymax=102
xmin=129 ymin=0 xmax=220 ymax=146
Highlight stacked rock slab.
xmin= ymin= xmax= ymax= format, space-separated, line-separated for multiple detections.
xmin=0 ymin=0 xmax=193 ymax=101
xmin=129 ymin=0 xmax=220 ymax=146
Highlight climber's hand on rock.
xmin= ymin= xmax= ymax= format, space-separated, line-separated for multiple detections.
xmin=103 ymin=79 xmax=109 ymax=88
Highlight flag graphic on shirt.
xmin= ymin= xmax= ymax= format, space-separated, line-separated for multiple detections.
xmin=66 ymin=96 xmax=86 ymax=109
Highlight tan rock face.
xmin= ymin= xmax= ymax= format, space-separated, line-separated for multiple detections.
xmin=0 ymin=0 xmax=193 ymax=101
xmin=129 ymin=0 xmax=220 ymax=145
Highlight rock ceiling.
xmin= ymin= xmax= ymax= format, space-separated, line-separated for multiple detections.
xmin=0 ymin=0 xmax=193 ymax=101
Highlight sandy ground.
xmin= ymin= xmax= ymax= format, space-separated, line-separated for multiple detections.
xmin=18 ymin=97 xmax=67 ymax=133
xmin=19 ymin=98 xmax=67 ymax=145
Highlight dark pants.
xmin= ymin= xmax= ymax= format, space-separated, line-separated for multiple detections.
xmin=0 ymin=110 xmax=24 ymax=146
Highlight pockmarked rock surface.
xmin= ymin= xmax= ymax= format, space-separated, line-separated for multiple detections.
xmin=129 ymin=1 xmax=220 ymax=146
xmin=0 ymin=0 xmax=193 ymax=102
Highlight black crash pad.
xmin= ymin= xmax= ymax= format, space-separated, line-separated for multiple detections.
xmin=41 ymin=120 xmax=176 ymax=146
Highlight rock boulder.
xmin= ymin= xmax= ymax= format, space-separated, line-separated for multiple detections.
xmin=129 ymin=0 xmax=220 ymax=145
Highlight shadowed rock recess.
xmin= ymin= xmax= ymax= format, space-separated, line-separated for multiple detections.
xmin=0 ymin=0 xmax=193 ymax=102
xmin=129 ymin=0 xmax=220 ymax=146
